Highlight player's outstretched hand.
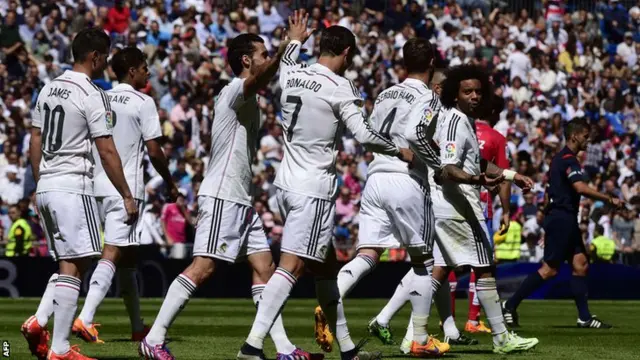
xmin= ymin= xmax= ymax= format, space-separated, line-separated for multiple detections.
xmin=288 ymin=10 xmax=314 ymax=44
xmin=499 ymin=213 xmax=510 ymax=235
xmin=123 ymin=197 xmax=139 ymax=225
xmin=513 ymin=173 xmax=534 ymax=192
xmin=478 ymin=173 xmax=505 ymax=187
xmin=397 ymin=147 xmax=414 ymax=164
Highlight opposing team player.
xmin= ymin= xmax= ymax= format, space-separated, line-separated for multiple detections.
xmin=139 ymin=14 xmax=316 ymax=360
xmin=237 ymin=22 xmax=413 ymax=360
xmin=22 ymin=28 xmax=138 ymax=360
xmin=502 ymin=118 xmax=621 ymax=329
xmin=404 ymin=64 xmax=539 ymax=354
xmin=70 ymin=47 xmax=179 ymax=344
xmin=313 ymin=38 xmax=456 ymax=358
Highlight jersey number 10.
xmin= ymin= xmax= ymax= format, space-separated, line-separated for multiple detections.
xmin=41 ymin=103 xmax=65 ymax=152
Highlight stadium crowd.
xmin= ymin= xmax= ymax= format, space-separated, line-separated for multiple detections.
xmin=1 ymin=0 xmax=640 ymax=266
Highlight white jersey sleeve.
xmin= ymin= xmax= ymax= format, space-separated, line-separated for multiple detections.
xmin=279 ymin=40 xmax=305 ymax=88
xmin=140 ymin=98 xmax=162 ymax=141
xmin=226 ymin=76 xmax=248 ymax=111
xmin=85 ymin=91 xmax=113 ymax=138
xmin=404 ymin=95 xmax=442 ymax=170
xmin=332 ymin=82 xmax=400 ymax=156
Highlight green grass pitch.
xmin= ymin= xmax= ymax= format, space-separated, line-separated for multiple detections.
xmin=1 ymin=298 xmax=638 ymax=359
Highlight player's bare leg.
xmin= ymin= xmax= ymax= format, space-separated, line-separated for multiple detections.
xmin=21 ymin=273 xmax=58 ymax=359
xmin=49 ymin=258 xmax=95 ymax=358
xmin=248 ymin=251 xmax=318 ymax=358
xmin=76 ymin=245 xmax=146 ymax=343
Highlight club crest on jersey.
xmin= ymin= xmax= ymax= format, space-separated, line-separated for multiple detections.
xmin=444 ymin=142 xmax=456 ymax=160
xmin=105 ymin=111 xmax=114 ymax=129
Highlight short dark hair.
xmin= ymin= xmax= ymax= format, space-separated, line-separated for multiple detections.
xmin=565 ymin=118 xmax=591 ymax=138
xmin=440 ymin=64 xmax=492 ymax=109
xmin=227 ymin=33 xmax=264 ymax=76
xmin=72 ymin=28 xmax=111 ymax=63
xmin=403 ymin=38 xmax=434 ymax=73
xmin=110 ymin=47 xmax=147 ymax=81
xmin=595 ymin=224 xmax=604 ymax=235
xmin=319 ymin=25 xmax=356 ymax=57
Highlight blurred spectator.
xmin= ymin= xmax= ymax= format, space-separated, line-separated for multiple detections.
xmin=162 ymin=190 xmax=190 ymax=259
xmin=3 ymin=204 xmax=32 ymax=257
xmin=591 ymin=224 xmax=617 ymax=263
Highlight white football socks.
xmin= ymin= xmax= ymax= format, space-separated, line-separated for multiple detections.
xmin=35 ymin=273 xmax=58 ymax=327
xmin=376 ymin=269 xmax=413 ymax=326
xmin=146 ymin=274 xmax=196 ymax=346
xmin=475 ymin=277 xmax=508 ymax=344
xmin=434 ymin=279 xmax=460 ymax=339
xmin=337 ymin=254 xmax=377 ymax=298
xmin=119 ymin=268 xmax=144 ymax=333
xmin=79 ymin=259 xmax=116 ymax=327
xmin=409 ymin=266 xmax=432 ymax=344
xmin=251 ymin=284 xmax=296 ymax=354
xmin=246 ymin=268 xmax=296 ymax=350
xmin=51 ymin=275 xmax=81 ymax=355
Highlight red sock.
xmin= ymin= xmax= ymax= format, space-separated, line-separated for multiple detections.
xmin=448 ymin=271 xmax=457 ymax=319
xmin=468 ymin=270 xmax=481 ymax=322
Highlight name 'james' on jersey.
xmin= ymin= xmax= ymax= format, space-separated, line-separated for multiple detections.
xmin=274 ymin=41 xmax=400 ymax=200
xmin=367 ymin=78 xmax=439 ymax=180
xmin=33 ymin=70 xmax=113 ymax=195
xmin=93 ymin=83 xmax=162 ymax=200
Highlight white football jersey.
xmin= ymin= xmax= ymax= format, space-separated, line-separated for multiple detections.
xmin=274 ymin=41 xmax=400 ymax=200
xmin=93 ymin=83 xmax=162 ymax=200
xmin=32 ymin=70 xmax=113 ymax=195
xmin=198 ymin=77 xmax=259 ymax=206
xmin=434 ymin=108 xmax=484 ymax=221
xmin=367 ymin=78 xmax=439 ymax=181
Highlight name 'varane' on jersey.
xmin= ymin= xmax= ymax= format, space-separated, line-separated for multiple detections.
xmin=93 ymin=83 xmax=162 ymax=200
xmin=198 ymin=77 xmax=259 ymax=206
xmin=367 ymin=78 xmax=440 ymax=181
xmin=274 ymin=40 xmax=400 ymax=200
xmin=33 ymin=70 xmax=113 ymax=195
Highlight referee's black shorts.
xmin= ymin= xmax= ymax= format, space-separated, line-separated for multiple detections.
xmin=543 ymin=209 xmax=587 ymax=265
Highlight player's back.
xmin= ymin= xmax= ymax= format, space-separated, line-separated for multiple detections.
xmin=93 ymin=83 xmax=161 ymax=200
xmin=275 ymin=63 xmax=355 ymax=200
xmin=199 ymin=77 xmax=259 ymax=206
xmin=34 ymin=70 xmax=112 ymax=195
xmin=432 ymin=107 xmax=484 ymax=221
xmin=367 ymin=79 xmax=436 ymax=179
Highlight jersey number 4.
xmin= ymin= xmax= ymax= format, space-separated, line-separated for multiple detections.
xmin=285 ymin=95 xmax=302 ymax=142
xmin=41 ymin=104 xmax=65 ymax=152
xmin=379 ymin=107 xmax=397 ymax=139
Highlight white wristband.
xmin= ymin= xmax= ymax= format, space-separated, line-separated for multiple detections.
xmin=503 ymin=169 xmax=516 ymax=181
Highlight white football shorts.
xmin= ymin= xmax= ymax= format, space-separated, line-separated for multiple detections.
xmin=192 ymin=196 xmax=270 ymax=263
xmin=433 ymin=218 xmax=493 ymax=267
xmin=357 ymin=173 xmax=434 ymax=254
xmin=276 ymin=188 xmax=335 ymax=262
xmin=37 ymin=192 xmax=102 ymax=260
xmin=97 ymin=196 xmax=144 ymax=247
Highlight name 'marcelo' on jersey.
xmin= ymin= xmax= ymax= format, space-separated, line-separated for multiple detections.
xmin=198 ymin=77 xmax=260 ymax=206
xmin=93 ymin=83 xmax=162 ymax=200
xmin=367 ymin=78 xmax=440 ymax=181
xmin=274 ymin=40 xmax=400 ymax=200
xmin=33 ymin=70 xmax=113 ymax=195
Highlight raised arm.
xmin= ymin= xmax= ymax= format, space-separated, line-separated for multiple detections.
xmin=278 ymin=10 xmax=314 ymax=87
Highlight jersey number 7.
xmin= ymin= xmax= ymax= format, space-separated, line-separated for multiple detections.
xmin=286 ymin=95 xmax=302 ymax=142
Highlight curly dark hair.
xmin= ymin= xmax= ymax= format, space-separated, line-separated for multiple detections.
xmin=440 ymin=64 xmax=492 ymax=110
